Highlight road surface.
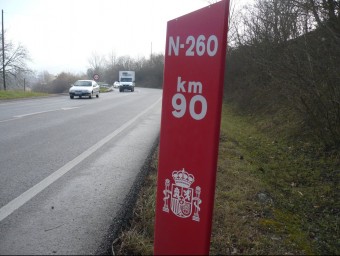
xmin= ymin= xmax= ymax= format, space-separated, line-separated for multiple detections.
xmin=0 ymin=88 xmax=162 ymax=254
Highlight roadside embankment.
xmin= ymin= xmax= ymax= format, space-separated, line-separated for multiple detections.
xmin=111 ymin=104 xmax=339 ymax=255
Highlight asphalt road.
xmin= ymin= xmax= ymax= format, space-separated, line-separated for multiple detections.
xmin=0 ymin=88 xmax=162 ymax=255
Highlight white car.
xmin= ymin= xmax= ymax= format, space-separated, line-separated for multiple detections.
xmin=69 ymin=80 xmax=100 ymax=99
xmin=113 ymin=81 xmax=120 ymax=88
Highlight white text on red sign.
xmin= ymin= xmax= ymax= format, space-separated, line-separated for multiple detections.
xmin=172 ymin=77 xmax=207 ymax=120
xmin=168 ymin=35 xmax=218 ymax=57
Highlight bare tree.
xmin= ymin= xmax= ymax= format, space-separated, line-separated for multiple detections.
xmin=0 ymin=32 xmax=31 ymax=90
xmin=88 ymin=52 xmax=105 ymax=71
xmin=106 ymin=50 xmax=118 ymax=69
xmin=87 ymin=52 xmax=105 ymax=80
xmin=224 ymin=0 xmax=340 ymax=148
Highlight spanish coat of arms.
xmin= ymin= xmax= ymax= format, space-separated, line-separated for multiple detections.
xmin=162 ymin=168 xmax=202 ymax=222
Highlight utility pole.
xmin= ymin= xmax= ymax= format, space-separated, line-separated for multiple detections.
xmin=2 ymin=9 xmax=6 ymax=90
xmin=150 ymin=41 xmax=153 ymax=59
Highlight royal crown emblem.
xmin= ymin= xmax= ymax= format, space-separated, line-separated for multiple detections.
xmin=162 ymin=168 xmax=202 ymax=221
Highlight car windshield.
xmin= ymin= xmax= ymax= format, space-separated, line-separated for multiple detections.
xmin=74 ymin=81 xmax=92 ymax=86
xmin=121 ymin=78 xmax=132 ymax=82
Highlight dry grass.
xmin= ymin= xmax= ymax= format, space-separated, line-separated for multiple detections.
xmin=210 ymin=110 xmax=306 ymax=255
xmin=112 ymin=150 xmax=158 ymax=255
xmin=0 ymin=90 xmax=48 ymax=99
xmin=112 ymin=104 xmax=339 ymax=255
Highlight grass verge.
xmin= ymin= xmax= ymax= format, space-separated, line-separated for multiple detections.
xmin=112 ymin=148 xmax=158 ymax=255
xmin=0 ymin=90 xmax=49 ymax=100
xmin=112 ymin=104 xmax=339 ymax=255
xmin=100 ymin=87 xmax=113 ymax=93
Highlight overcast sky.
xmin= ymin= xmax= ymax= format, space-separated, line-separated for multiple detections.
xmin=1 ymin=0 xmax=253 ymax=75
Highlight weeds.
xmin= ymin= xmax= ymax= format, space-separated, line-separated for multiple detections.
xmin=113 ymin=104 xmax=339 ymax=255
xmin=0 ymin=90 xmax=48 ymax=99
xmin=218 ymin=105 xmax=339 ymax=255
xmin=112 ymin=150 xmax=158 ymax=255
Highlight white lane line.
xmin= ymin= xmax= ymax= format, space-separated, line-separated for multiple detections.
xmin=61 ymin=107 xmax=80 ymax=111
xmin=0 ymin=107 xmax=80 ymax=122
xmin=14 ymin=109 xmax=59 ymax=118
xmin=0 ymin=97 xmax=161 ymax=222
xmin=13 ymin=107 xmax=80 ymax=118
xmin=0 ymin=118 xmax=20 ymax=123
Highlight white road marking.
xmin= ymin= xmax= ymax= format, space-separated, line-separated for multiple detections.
xmin=0 ymin=107 xmax=80 ymax=123
xmin=0 ymin=97 xmax=161 ymax=222
xmin=14 ymin=109 xmax=59 ymax=118
xmin=61 ymin=107 xmax=80 ymax=111
xmin=0 ymin=118 xmax=20 ymax=123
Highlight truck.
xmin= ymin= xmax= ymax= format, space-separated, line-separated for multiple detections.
xmin=119 ymin=71 xmax=135 ymax=92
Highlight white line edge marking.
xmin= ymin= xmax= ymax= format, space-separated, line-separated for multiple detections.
xmin=0 ymin=97 xmax=161 ymax=222
xmin=61 ymin=107 xmax=80 ymax=111
xmin=0 ymin=118 xmax=19 ymax=123
xmin=0 ymin=107 xmax=81 ymax=123
xmin=13 ymin=107 xmax=80 ymax=118
xmin=14 ymin=109 xmax=60 ymax=118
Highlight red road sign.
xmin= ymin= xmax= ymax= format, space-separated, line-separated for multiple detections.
xmin=93 ymin=74 xmax=99 ymax=81
xmin=154 ymin=1 xmax=230 ymax=254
